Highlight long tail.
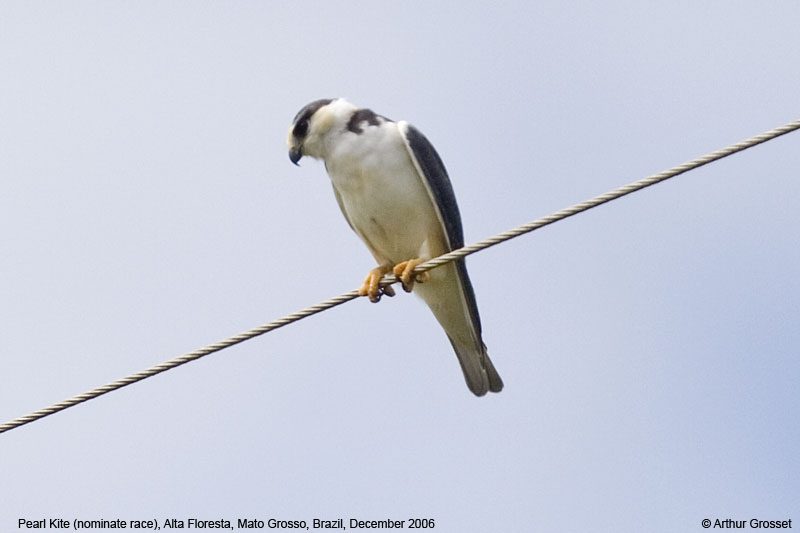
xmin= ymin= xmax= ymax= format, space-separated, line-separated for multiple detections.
xmin=414 ymin=260 xmax=503 ymax=396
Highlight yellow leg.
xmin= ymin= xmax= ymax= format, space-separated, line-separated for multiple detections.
xmin=358 ymin=264 xmax=396 ymax=303
xmin=392 ymin=258 xmax=429 ymax=293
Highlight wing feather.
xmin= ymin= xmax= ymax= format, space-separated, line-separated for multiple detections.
xmin=398 ymin=122 xmax=503 ymax=395
xmin=398 ymin=122 xmax=483 ymax=338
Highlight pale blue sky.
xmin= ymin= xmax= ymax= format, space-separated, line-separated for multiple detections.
xmin=1 ymin=2 xmax=798 ymax=531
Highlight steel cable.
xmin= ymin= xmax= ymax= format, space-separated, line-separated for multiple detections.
xmin=2 ymin=118 xmax=798 ymax=434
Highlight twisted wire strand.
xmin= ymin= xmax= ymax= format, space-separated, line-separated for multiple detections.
xmin=2 ymin=118 xmax=798 ymax=435
xmin=414 ymin=119 xmax=800 ymax=272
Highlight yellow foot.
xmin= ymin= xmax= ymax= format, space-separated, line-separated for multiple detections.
xmin=393 ymin=258 xmax=429 ymax=293
xmin=358 ymin=265 xmax=396 ymax=303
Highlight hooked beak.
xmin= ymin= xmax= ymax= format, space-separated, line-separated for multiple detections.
xmin=289 ymin=146 xmax=303 ymax=166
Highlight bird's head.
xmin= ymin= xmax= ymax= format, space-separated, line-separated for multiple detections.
xmin=287 ymin=98 xmax=355 ymax=165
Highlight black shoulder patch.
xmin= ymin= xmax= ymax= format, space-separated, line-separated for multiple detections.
xmin=346 ymin=108 xmax=389 ymax=134
xmin=292 ymin=98 xmax=334 ymax=139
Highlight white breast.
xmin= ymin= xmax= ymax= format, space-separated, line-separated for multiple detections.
xmin=324 ymin=121 xmax=446 ymax=264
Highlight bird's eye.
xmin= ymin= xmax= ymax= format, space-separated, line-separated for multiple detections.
xmin=294 ymin=119 xmax=309 ymax=139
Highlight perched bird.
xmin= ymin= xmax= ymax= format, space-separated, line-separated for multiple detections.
xmin=287 ymin=98 xmax=503 ymax=396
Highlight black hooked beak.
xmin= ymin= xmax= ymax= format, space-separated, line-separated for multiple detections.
xmin=289 ymin=146 xmax=303 ymax=166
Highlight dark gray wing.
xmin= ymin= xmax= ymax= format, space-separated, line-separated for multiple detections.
xmin=399 ymin=122 xmax=484 ymax=337
xmin=401 ymin=124 xmax=464 ymax=250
